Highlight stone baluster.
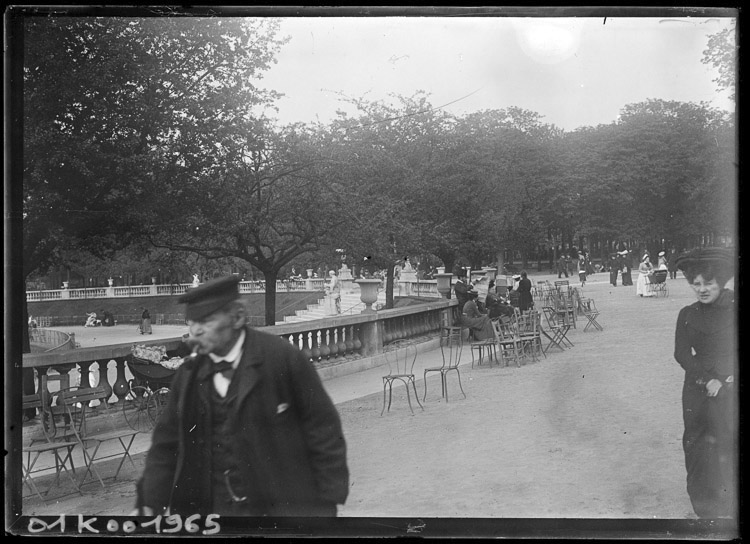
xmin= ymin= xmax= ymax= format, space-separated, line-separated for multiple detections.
xmin=310 ymin=330 xmax=322 ymax=362
xmin=337 ymin=327 xmax=347 ymax=359
xmin=326 ymin=328 xmax=338 ymax=359
xmin=319 ymin=329 xmax=331 ymax=360
xmin=300 ymin=331 xmax=313 ymax=362
xmin=352 ymin=325 xmax=362 ymax=355
xmin=346 ymin=325 xmax=356 ymax=356
xmin=112 ymin=358 xmax=130 ymax=402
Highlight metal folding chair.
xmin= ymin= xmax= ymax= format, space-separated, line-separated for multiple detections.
xmin=516 ymin=309 xmax=545 ymax=361
xmin=541 ymin=306 xmax=574 ymax=352
xmin=58 ymin=385 xmax=140 ymax=489
xmin=580 ymin=298 xmax=603 ymax=332
xmin=469 ymin=326 xmax=498 ymax=368
xmin=22 ymin=390 xmax=82 ymax=503
xmin=381 ymin=342 xmax=424 ymax=416
xmin=492 ymin=316 xmax=524 ymax=367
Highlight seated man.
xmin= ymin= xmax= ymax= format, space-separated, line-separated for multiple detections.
xmin=485 ymin=282 xmax=514 ymax=319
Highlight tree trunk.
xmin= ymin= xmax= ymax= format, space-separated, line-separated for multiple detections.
xmin=495 ymin=250 xmax=505 ymax=275
xmin=263 ymin=270 xmax=277 ymax=326
xmin=385 ymin=262 xmax=395 ymax=309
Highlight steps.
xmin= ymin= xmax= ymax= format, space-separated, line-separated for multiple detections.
xmin=278 ymin=287 xmax=386 ymax=323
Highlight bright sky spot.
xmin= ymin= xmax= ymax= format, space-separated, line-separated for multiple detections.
xmin=260 ymin=14 xmax=736 ymax=131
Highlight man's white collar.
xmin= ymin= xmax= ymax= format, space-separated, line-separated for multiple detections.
xmin=209 ymin=329 xmax=246 ymax=367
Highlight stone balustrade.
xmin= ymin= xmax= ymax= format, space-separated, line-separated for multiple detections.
xmin=23 ymin=299 xmax=458 ymax=405
xmin=25 ymin=278 xmax=330 ymax=302
xmin=26 ymin=278 xmax=443 ymax=302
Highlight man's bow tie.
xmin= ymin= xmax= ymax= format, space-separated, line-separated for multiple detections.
xmin=211 ymin=360 xmax=235 ymax=378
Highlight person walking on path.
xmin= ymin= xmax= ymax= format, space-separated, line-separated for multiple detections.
xmin=134 ymin=276 xmax=349 ymax=517
xmin=609 ymin=253 xmax=620 ymax=286
xmin=577 ymin=255 xmax=587 ymax=287
xmin=557 ymin=254 xmax=569 ymax=278
xmin=517 ymin=270 xmax=534 ymax=311
xmin=658 ymin=251 xmax=668 ymax=270
xmin=621 ymin=251 xmax=634 ymax=286
xmin=673 ymin=248 xmax=736 ymax=519
xmin=140 ymin=308 xmax=152 ymax=334
xmin=636 ymin=254 xmax=654 ymax=297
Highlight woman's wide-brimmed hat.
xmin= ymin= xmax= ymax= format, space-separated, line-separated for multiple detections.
xmin=675 ymin=247 xmax=734 ymax=272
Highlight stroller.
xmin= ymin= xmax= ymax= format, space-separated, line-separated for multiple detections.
xmin=122 ymin=345 xmax=184 ymax=431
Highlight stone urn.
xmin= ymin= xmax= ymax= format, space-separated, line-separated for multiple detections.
xmin=62 ymin=281 xmax=69 ymax=290
xmin=306 ymin=268 xmax=314 ymax=278
xmin=435 ymin=273 xmax=453 ymax=299
xmin=108 ymin=277 xmax=114 ymax=287
xmin=354 ymin=279 xmax=381 ymax=313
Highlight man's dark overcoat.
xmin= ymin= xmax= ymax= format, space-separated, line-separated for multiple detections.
xmin=136 ymin=327 xmax=349 ymax=516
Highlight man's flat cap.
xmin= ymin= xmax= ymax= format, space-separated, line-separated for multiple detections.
xmin=179 ymin=276 xmax=241 ymax=321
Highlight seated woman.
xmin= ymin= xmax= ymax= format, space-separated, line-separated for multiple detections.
xmin=460 ymin=290 xmax=495 ymax=341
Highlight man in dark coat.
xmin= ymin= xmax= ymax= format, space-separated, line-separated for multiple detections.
xmin=134 ymin=276 xmax=349 ymax=517
xmin=620 ymin=251 xmax=634 ymax=286
xmin=609 ymin=254 xmax=620 ymax=286
xmin=453 ymin=270 xmax=471 ymax=314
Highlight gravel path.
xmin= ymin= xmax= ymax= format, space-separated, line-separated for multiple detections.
xmin=21 ymin=273 xmax=737 ymax=536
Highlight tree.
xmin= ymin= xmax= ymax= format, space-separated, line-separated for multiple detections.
xmin=23 ymin=15 xmax=288 ymax=323
xmin=320 ymin=94 xmax=435 ymax=306
xmin=702 ymin=24 xmax=736 ymax=102
xmin=147 ymin=121 xmax=348 ymax=325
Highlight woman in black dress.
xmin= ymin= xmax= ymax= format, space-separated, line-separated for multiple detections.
xmin=517 ymin=271 xmax=533 ymax=312
xmin=673 ymin=247 xmax=736 ymax=518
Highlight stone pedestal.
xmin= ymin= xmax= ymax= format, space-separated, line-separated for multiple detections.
xmin=338 ymin=264 xmax=353 ymax=280
xmin=305 ymin=269 xmax=314 ymax=290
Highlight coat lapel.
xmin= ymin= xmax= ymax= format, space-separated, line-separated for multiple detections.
xmin=232 ymin=329 xmax=263 ymax=416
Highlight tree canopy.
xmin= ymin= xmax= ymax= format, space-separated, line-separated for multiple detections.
xmin=22 ymin=16 xmax=737 ymax=326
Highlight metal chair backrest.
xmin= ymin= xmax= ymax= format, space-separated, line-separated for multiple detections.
xmin=517 ymin=310 xmax=538 ymax=335
xmin=385 ymin=343 xmax=417 ymax=377
xmin=58 ymin=385 xmax=115 ymax=440
xmin=542 ymin=306 xmax=565 ymax=328
xmin=440 ymin=331 xmax=462 ymax=369
xmin=23 ymin=386 xmax=61 ymax=443
xmin=494 ymin=316 xmax=518 ymax=341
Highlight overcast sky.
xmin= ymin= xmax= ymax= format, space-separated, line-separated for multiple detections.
xmin=260 ymin=15 xmax=736 ymax=131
